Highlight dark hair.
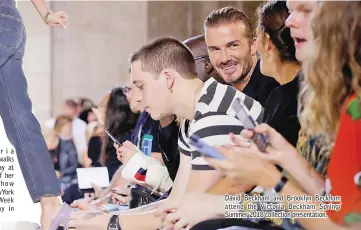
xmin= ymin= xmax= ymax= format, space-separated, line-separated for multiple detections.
xmin=99 ymin=87 xmax=139 ymax=164
xmin=258 ymin=0 xmax=297 ymax=62
xmin=204 ymin=6 xmax=254 ymax=41
xmin=64 ymin=99 xmax=78 ymax=109
xmin=79 ymin=107 xmax=95 ymax=124
xmin=129 ymin=36 xmax=197 ymax=79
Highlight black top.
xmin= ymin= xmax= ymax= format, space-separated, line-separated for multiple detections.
xmin=158 ymin=118 xmax=180 ymax=182
xmin=87 ymin=136 xmax=102 ymax=167
xmin=105 ymin=132 xmax=132 ymax=180
xmin=243 ymin=61 xmax=280 ymax=107
xmin=263 ymin=73 xmax=301 ymax=146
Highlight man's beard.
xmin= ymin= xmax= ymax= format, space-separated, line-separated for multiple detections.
xmin=229 ymin=57 xmax=253 ymax=85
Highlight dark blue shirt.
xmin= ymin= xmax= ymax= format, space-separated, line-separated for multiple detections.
xmin=132 ymin=111 xmax=161 ymax=153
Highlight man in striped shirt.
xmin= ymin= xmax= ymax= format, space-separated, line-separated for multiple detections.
xmin=128 ymin=36 xmax=264 ymax=229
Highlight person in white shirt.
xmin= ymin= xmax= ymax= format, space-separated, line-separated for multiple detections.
xmin=45 ymin=99 xmax=88 ymax=166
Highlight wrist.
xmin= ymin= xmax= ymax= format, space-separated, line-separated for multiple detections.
xmin=259 ymin=166 xmax=282 ymax=189
xmin=43 ymin=11 xmax=53 ymax=24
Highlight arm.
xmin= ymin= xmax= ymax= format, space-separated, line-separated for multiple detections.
xmin=30 ymin=0 xmax=50 ymax=20
xmin=187 ymin=113 xmax=255 ymax=193
xmin=166 ymin=154 xmax=191 ymax=201
xmin=282 ymin=149 xmax=325 ymax=195
xmin=260 ymin=168 xmax=352 ymax=230
xmin=31 ymin=0 xmax=68 ymax=28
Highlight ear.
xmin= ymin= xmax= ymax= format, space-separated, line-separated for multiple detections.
xmin=204 ymin=59 xmax=214 ymax=74
xmin=263 ymin=33 xmax=273 ymax=53
xmin=250 ymin=37 xmax=258 ymax=56
xmin=160 ymin=69 xmax=176 ymax=91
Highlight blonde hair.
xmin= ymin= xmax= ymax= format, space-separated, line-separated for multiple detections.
xmin=54 ymin=115 xmax=73 ymax=136
xmin=299 ymin=2 xmax=361 ymax=144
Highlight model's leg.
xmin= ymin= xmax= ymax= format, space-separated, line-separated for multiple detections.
xmin=0 ymin=3 xmax=63 ymax=229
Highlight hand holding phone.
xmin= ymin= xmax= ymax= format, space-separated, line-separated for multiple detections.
xmin=232 ymin=98 xmax=269 ymax=152
xmin=189 ymin=135 xmax=225 ymax=160
xmin=105 ymin=129 xmax=122 ymax=146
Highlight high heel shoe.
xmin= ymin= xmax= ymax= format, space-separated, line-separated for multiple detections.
xmin=48 ymin=203 xmax=72 ymax=230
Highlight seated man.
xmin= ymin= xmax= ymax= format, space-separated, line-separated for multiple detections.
xmin=69 ymin=37 xmax=263 ymax=230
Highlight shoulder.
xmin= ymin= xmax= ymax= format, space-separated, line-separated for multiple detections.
xmin=178 ymin=119 xmax=191 ymax=156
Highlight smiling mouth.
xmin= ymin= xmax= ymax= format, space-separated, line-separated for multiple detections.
xmin=220 ymin=64 xmax=237 ymax=75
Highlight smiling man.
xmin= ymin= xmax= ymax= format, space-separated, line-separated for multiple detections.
xmin=205 ymin=6 xmax=279 ymax=106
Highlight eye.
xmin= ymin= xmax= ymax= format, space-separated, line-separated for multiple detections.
xmin=230 ymin=44 xmax=238 ymax=49
xmin=138 ymin=84 xmax=144 ymax=90
xmin=209 ymin=47 xmax=219 ymax=53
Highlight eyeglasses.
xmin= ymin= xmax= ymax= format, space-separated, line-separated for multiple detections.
xmin=194 ymin=55 xmax=210 ymax=61
xmin=121 ymin=86 xmax=131 ymax=95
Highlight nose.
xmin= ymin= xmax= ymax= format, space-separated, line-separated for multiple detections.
xmin=285 ymin=12 xmax=295 ymax=28
xmin=219 ymin=49 xmax=231 ymax=64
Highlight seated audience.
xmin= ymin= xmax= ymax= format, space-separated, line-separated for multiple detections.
xmin=183 ymin=35 xmax=223 ymax=83
xmin=69 ymin=36 xmax=263 ymax=229
xmin=205 ymin=6 xmax=279 ymax=106
xmin=206 ymin=1 xmax=361 ymax=230
xmin=256 ymin=0 xmax=301 ymax=146
xmin=99 ymin=87 xmax=139 ymax=180
xmin=45 ymin=99 xmax=88 ymax=166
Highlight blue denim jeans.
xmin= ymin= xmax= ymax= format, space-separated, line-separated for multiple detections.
xmin=0 ymin=0 xmax=61 ymax=202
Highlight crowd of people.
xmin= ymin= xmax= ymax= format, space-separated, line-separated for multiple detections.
xmin=35 ymin=1 xmax=361 ymax=230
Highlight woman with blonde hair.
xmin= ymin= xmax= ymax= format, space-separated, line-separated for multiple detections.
xmin=207 ymin=1 xmax=361 ymax=229
xmin=49 ymin=115 xmax=79 ymax=192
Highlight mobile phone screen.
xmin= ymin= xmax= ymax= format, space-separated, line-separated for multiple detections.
xmin=189 ymin=135 xmax=225 ymax=160
xmin=105 ymin=129 xmax=121 ymax=146
xmin=232 ymin=98 xmax=269 ymax=152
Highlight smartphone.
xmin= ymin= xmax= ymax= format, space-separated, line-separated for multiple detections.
xmin=189 ymin=135 xmax=225 ymax=160
xmin=105 ymin=129 xmax=122 ymax=146
xmin=232 ymin=98 xmax=269 ymax=152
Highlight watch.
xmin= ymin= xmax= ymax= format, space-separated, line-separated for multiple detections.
xmin=107 ymin=215 xmax=121 ymax=230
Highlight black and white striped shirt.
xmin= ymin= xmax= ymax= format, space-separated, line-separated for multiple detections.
xmin=178 ymin=78 xmax=264 ymax=171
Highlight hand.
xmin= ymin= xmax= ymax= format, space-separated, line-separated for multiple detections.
xmin=114 ymin=141 xmax=137 ymax=164
xmin=69 ymin=210 xmax=112 ymax=230
xmin=70 ymin=198 xmax=100 ymax=211
xmin=206 ymin=145 xmax=281 ymax=189
xmin=110 ymin=192 xmax=130 ymax=205
xmin=235 ymin=123 xmax=298 ymax=167
xmin=110 ymin=186 xmax=130 ymax=205
xmin=161 ymin=193 xmax=219 ymax=230
xmin=45 ymin=11 xmax=68 ymax=28
xmin=91 ymin=183 xmax=103 ymax=198
xmin=154 ymin=198 xmax=179 ymax=223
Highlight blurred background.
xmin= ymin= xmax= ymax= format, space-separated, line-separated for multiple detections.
xmin=18 ymin=1 xmax=262 ymax=125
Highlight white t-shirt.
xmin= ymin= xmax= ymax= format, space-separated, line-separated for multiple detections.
xmin=178 ymin=78 xmax=264 ymax=170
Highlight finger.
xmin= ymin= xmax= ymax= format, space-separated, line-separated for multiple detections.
xmin=174 ymin=219 xmax=189 ymax=230
xmin=111 ymin=192 xmax=128 ymax=203
xmin=254 ymin=123 xmax=275 ymax=136
xmin=118 ymin=146 xmax=132 ymax=152
xmin=163 ymin=212 xmax=180 ymax=228
xmin=239 ymin=129 xmax=254 ymax=139
xmin=230 ymin=133 xmax=251 ymax=147
xmin=123 ymin=140 xmax=136 ymax=148
xmin=70 ymin=202 xmax=78 ymax=208
xmin=205 ymin=157 xmax=231 ymax=172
